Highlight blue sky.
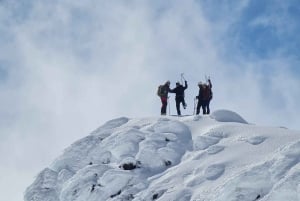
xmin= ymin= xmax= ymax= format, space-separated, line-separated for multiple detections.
xmin=0 ymin=0 xmax=300 ymax=200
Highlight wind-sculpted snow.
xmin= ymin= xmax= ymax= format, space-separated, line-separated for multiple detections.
xmin=25 ymin=111 xmax=300 ymax=201
xmin=214 ymin=140 xmax=300 ymax=201
xmin=25 ymin=117 xmax=193 ymax=201
xmin=24 ymin=168 xmax=59 ymax=201
xmin=94 ymin=117 xmax=130 ymax=130
xmin=210 ymin=109 xmax=248 ymax=124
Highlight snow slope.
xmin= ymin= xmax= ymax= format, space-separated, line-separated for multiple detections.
xmin=24 ymin=110 xmax=300 ymax=201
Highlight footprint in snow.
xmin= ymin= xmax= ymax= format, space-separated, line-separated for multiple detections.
xmin=193 ymin=115 xmax=202 ymax=121
xmin=204 ymin=164 xmax=225 ymax=180
xmin=244 ymin=136 xmax=267 ymax=145
xmin=186 ymin=175 xmax=205 ymax=187
xmin=193 ymin=136 xmax=220 ymax=150
xmin=206 ymin=145 xmax=225 ymax=155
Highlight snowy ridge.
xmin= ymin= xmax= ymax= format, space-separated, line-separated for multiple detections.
xmin=24 ymin=110 xmax=300 ymax=201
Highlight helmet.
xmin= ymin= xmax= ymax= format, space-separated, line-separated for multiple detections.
xmin=166 ymin=80 xmax=170 ymax=85
xmin=176 ymin=82 xmax=180 ymax=86
xmin=198 ymin=81 xmax=202 ymax=86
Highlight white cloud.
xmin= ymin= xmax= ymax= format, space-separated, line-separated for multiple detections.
xmin=0 ymin=1 xmax=299 ymax=200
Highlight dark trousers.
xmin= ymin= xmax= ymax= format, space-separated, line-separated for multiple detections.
xmin=196 ymin=100 xmax=210 ymax=115
xmin=161 ymin=97 xmax=168 ymax=115
xmin=175 ymin=96 xmax=186 ymax=116
xmin=206 ymin=100 xmax=211 ymax=114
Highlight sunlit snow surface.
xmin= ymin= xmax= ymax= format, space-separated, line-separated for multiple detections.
xmin=25 ymin=110 xmax=300 ymax=201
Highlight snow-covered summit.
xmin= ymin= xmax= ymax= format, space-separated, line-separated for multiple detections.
xmin=24 ymin=110 xmax=300 ymax=201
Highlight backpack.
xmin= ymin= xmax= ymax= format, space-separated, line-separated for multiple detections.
xmin=202 ymin=85 xmax=212 ymax=100
xmin=157 ymin=85 xmax=163 ymax=97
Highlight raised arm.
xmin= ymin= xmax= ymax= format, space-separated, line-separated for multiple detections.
xmin=208 ymin=79 xmax=212 ymax=88
xmin=183 ymin=80 xmax=188 ymax=90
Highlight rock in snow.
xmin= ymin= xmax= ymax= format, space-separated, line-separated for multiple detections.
xmin=24 ymin=110 xmax=300 ymax=201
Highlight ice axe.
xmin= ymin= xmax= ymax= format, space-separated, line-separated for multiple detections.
xmin=181 ymin=73 xmax=186 ymax=84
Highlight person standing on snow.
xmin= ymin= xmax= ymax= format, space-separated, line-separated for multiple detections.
xmin=157 ymin=80 xmax=171 ymax=115
xmin=206 ymin=78 xmax=213 ymax=114
xmin=196 ymin=78 xmax=212 ymax=115
xmin=170 ymin=80 xmax=188 ymax=116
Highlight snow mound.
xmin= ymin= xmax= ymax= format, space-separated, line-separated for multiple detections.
xmin=210 ymin=109 xmax=248 ymax=124
xmin=24 ymin=168 xmax=59 ymax=201
xmin=25 ymin=117 xmax=193 ymax=201
xmin=25 ymin=114 xmax=300 ymax=201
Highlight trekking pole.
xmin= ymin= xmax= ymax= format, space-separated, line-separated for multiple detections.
xmin=168 ymin=96 xmax=171 ymax=115
xmin=193 ymin=97 xmax=195 ymax=115
xmin=193 ymin=97 xmax=197 ymax=115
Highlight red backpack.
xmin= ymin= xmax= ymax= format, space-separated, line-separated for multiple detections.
xmin=202 ymin=85 xmax=212 ymax=100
